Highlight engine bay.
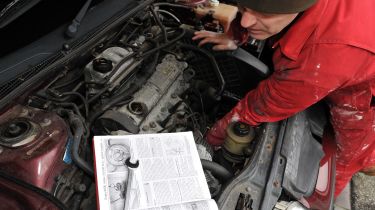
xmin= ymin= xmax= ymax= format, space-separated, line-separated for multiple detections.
xmin=0 ymin=1 xmax=272 ymax=209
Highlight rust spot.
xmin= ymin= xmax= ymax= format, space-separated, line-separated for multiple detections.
xmin=266 ymin=143 xmax=272 ymax=151
xmin=273 ymin=180 xmax=280 ymax=187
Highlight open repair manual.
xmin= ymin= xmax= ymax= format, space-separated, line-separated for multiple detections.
xmin=93 ymin=132 xmax=218 ymax=210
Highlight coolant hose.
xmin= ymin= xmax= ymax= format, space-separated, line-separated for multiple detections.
xmin=58 ymin=109 xmax=94 ymax=177
xmin=200 ymin=159 xmax=233 ymax=182
xmin=70 ymin=114 xmax=94 ymax=177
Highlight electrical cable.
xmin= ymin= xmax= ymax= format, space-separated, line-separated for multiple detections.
xmin=123 ymin=25 xmax=141 ymax=43
xmin=54 ymin=102 xmax=84 ymax=119
xmin=44 ymin=71 xmax=67 ymax=90
xmin=111 ymin=39 xmax=160 ymax=96
xmin=141 ymin=28 xmax=186 ymax=57
xmin=61 ymin=92 xmax=89 ymax=118
xmin=150 ymin=6 xmax=168 ymax=43
xmin=152 ymin=2 xmax=192 ymax=9
xmin=53 ymin=73 xmax=84 ymax=90
xmin=157 ymin=9 xmax=181 ymax=23
xmin=87 ymin=85 xmax=109 ymax=104
xmin=222 ymin=90 xmax=241 ymax=102
xmin=113 ymin=19 xmax=132 ymax=42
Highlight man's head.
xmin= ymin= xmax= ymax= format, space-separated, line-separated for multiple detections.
xmin=237 ymin=0 xmax=317 ymax=40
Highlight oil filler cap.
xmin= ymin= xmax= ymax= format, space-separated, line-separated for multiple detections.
xmin=93 ymin=58 xmax=113 ymax=73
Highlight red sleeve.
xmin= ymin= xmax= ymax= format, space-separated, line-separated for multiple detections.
xmin=237 ymin=44 xmax=368 ymax=126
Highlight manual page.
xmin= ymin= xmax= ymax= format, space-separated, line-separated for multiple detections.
xmin=94 ymin=132 xmax=218 ymax=210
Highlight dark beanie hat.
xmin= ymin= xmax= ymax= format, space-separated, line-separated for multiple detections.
xmin=237 ymin=0 xmax=317 ymax=14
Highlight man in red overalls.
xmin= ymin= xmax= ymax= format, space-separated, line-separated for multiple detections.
xmin=193 ymin=0 xmax=375 ymax=197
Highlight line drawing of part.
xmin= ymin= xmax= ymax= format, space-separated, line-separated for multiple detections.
xmin=106 ymin=144 xmax=130 ymax=166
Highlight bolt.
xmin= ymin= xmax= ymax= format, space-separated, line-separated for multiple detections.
xmin=149 ymin=122 xmax=157 ymax=128
xmin=246 ymin=187 xmax=251 ymax=192
xmin=41 ymin=118 xmax=51 ymax=126
xmin=74 ymin=184 xmax=87 ymax=192
xmin=171 ymin=93 xmax=177 ymax=99
xmin=273 ymin=180 xmax=280 ymax=187
xmin=62 ymin=43 xmax=71 ymax=51
xmin=97 ymin=43 xmax=104 ymax=49
xmin=142 ymin=125 xmax=149 ymax=131
xmin=28 ymin=111 xmax=35 ymax=118
xmin=20 ymin=108 xmax=29 ymax=116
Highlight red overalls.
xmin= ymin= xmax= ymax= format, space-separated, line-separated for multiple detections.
xmin=207 ymin=0 xmax=375 ymax=197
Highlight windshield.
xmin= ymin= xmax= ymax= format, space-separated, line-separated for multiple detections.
xmin=0 ymin=0 xmax=102 ymax=58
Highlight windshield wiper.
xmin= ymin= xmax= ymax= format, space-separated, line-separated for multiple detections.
xmin=65 ymin=0 xmax=92 ymax=38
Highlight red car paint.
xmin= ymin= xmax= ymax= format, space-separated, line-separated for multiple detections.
xmin=0 ymin=105 xmax=69 ymax=192
xmin=0 ymin=175 xmax=60 ymax=210
xmin=305 ymin=127 xmax=337 ymax=209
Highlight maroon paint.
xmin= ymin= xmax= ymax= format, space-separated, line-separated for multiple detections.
xmin=305 ymin=128 xmax=337 ymax=209
xmin=0 ymin=105 xmax=69 ymax=192
xmin=0 ymin=176 xmax=60 ymax=210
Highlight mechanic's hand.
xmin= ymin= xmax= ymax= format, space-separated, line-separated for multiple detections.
xmin=206 ymin=103 xmax=242 ymax=145
xmin=206 ymin=91 xmax=256 ymax=145
xmin=192 ymin=30 xmax=238 ymax=51
xmin=206 ymin=117 xmax=232 ymax=146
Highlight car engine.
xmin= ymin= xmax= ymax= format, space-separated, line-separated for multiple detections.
xmin=0 ymin=1 xmax=269 ymax=209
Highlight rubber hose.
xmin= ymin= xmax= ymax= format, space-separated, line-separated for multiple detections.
xmin=200 ymin=159 xmax=233 ymax=182
xmin=70 ymin=113 xmax=94 ymax=177
xmin=58 ymin=109 xmax=94 ymax=177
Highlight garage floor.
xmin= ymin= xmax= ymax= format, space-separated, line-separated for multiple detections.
xmin=351 ymin=173 xmax=375 ymax=210
xmin=334 ymin=173 xmax=375 ymax=210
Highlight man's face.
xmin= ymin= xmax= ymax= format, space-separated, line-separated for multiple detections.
xmin=239 ymin=7 xmax=299 ymax=40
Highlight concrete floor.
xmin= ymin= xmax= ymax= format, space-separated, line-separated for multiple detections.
xmin=334 ymin=173 xmax=375 ymax=210
xmin=351 ymin=173 xmax=375 ymax=210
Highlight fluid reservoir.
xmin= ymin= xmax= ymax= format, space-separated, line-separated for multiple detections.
xmin=223 ymin=122 xmax=255 ymax=163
